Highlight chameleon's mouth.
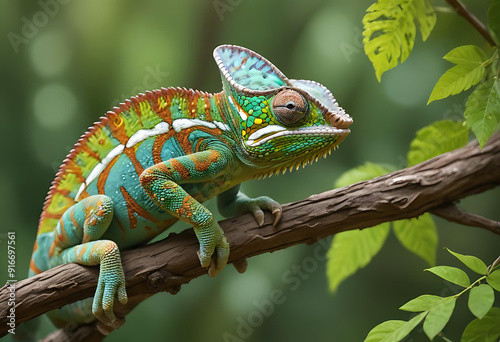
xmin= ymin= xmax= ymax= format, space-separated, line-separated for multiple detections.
xmin=245 ymin=125 xmax=350 ymax=147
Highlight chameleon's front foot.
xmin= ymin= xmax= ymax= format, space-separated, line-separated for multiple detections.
xmin=245 ymin=196 xmax=282 ymax=226
xmin=196 ymin=220 xmax=229 ymax=277
xmin=91 ymin=241 xmax=128 ymax=325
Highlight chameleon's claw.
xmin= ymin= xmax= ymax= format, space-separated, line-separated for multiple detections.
xmin=272 ymin=208 xmax=282 ymax=226
xmin=253 ymin=209 xmax=265 ymax=226
xmin=247 ymin=196 xmax=282 ymax=226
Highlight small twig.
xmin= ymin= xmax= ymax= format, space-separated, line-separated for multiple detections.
xmin=431 ymin=204 xmax=500 ymax=234
xmin=445 ymin=0 xmax=497 ymax=47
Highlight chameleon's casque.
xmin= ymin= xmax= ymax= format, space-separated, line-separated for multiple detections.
xmin=29 ymin=45 xmax=352 ymax=328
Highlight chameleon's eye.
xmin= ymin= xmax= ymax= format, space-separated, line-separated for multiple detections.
xmin=272 ymin=90 xmax=308 ymax=126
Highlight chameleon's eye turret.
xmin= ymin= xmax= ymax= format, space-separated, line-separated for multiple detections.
xmin=271 ymin=90 xmax=308 ymax=126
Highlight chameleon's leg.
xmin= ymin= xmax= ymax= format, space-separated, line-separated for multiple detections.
xmin=139 ymin=149 xmax=232 ymax=277
xmin=49 ymin=195 xmax=127 ymax=325
xmin=217 ymin=185 xmax=282 ymax=273
xmin=217 ymin=184 xmax=282 ymax=226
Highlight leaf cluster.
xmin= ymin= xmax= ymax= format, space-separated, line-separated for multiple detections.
xmin=365 ymin=249 xmax=500 ymax=341
xmin=363 ymin=0 xmax=500 ymax=148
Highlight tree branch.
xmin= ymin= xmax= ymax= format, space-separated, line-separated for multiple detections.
xmin=445 ymin=0 xmax=497 ymax=47
xmin=1 ymin=133 xmax=500 ymax=341
xmin=432 ymin=204 xmax=500 ymax=234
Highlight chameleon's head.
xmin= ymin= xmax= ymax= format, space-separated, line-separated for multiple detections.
xmin=214 ymin=45 xmax=352 ymax=174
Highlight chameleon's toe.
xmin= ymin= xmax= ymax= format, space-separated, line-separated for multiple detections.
xmin=247 ymin=196 xmax=282 ymax=226
xmin=198 ymin=235 xmax=229 ymax=277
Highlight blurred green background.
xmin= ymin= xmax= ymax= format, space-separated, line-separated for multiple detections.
xmin=0 ymin=0 xmax=498 ymax=341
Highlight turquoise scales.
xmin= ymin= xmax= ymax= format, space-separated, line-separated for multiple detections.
xmin=29 ymin=45 xmax=353 ymax=328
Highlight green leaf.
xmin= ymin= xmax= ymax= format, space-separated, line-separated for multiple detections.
xmin=486 ymin=270 xmax=500 ymax=292
xmin=393 ymin=213 xmax=438 ymax=266
xmin=446 ymin=248 xmax=488 ymax=275
xmin=428 ymin=63 xmax=485 ymax=103
xmin=469 ymin=284 xmax=495 ymax=319
xmin=425 ymin=266 xmax=470 ymax=288
xmin=443 ymin=45 xmax=488 ymax=65
xmin=464 ymin=78 xmax=500 ymax=149
xmin=488 ymin=0 xmax=500 ymax=45
xmin=461 ymin=307 xmax=500 ymax=342
xmin=400 ymin=294 xmax=446 ymax=312
xmin=362 ymin=0 xmax=436 ymax=81
xmin=407 ymin=120 xmax=468 ymax=167
xmin=423 ymin=296 xmax=456 ymax=340
xmin=327 ymin=224 xmax=390 ymax=292
xmin=364 ymin=312 xmax=426 ymax=342
xmin=335 ymin=162 xmax=392 ymax=188
xmin=329 ymin=162 xmax=392 ymax=292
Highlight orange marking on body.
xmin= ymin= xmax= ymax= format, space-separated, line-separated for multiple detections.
xmin=175 ymin=127 xmax=196 ymax=155
xmin=65 ymin=160 xmax=86 ymax=183
xmin=170 ymin=158 xmax=191 ymax=180
xmin=80 ymin=143 xmax=101 ymax=162
xmin=79 ymin=189 xmax=90 ymax=200
xmin=187 ymin=90 xmax=198 ymax=118
xmin=152 ymin=132 xmax=173 ymax=164
xmin=30 ymin=258 xmax=43 ymax=274
xmin=78 ymin=244 xmax=88 ymax=259
xmin=48 ymin=242 xmax=56 ymax=257
xmin=57 ymin=218 xmax=69 ymax=247
xmin=120 ymin=186 xmax=163 ymax=229
xmin=177 ymin=196 xmax=194 ymax=219
xmin=235 ymin=56 xmax=248 ymax=70
xmin=192 ymin=150 xmax=220 ymax=173
xmin=124 ymin=147 xmax=144 ymax=177
xmin=203 ymin=93 xmax=212 ymax=121
xmin=97 ymin=154 xmax=119 ymax=195
xmin=69 ymin=208 xmax=82 ymax=232
xmin=106 ymin=113 xmax=129 ymax=145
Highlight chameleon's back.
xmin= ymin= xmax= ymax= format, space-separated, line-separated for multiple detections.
xmin=30 ymin=87 xmax=233 ymax=276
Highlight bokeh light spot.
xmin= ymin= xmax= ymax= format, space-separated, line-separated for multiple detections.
xmin=30 ymin=31 xmax=71 ymax=78
xmin=33 ymin=83 xmax=77 ymax=129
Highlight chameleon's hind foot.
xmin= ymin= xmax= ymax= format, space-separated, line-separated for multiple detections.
xmin=91 ymin=241 xmax=128 ymax=325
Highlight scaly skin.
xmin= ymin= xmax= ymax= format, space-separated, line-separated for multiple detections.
xmin=29 ymin=45 xmax=353 ymax=327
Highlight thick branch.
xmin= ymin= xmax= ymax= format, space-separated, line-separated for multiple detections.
xmin=445 ymin=0 xmax=497 ymax=47
xmin=1 ymin=134 xmax=500 ymax=341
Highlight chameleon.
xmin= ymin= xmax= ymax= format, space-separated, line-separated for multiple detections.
xmin=28 ymin=44 xmax=352 ymax=329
